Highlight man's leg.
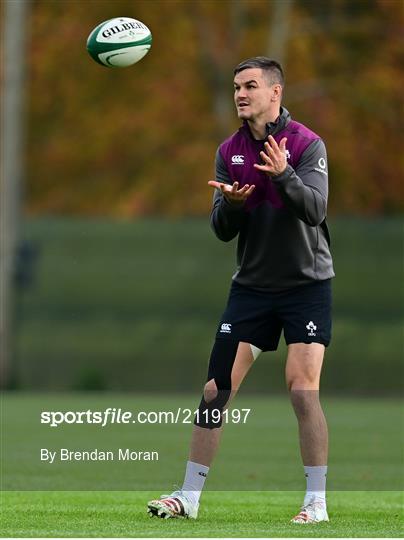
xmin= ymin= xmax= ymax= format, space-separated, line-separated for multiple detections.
xmin=147 ymin=341 xmax=258 ymax=518
xmin=285 ymin=342 xmax=329 ymax=523
xmin=189 ymin=341 xmax=257 ymax=465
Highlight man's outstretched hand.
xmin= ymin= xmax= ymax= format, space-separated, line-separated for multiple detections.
xmin=208 ymin=181 xmax=255 ymax=203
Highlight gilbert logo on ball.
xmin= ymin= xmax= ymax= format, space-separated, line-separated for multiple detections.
xmin=87 ymin=17 xmax=152 ymax=67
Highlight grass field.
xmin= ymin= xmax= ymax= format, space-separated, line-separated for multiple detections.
xmin=2 ymin=394 xmax=402 ymax=492
xmin=4 ymin=217 xmax=402 ymax=536
xmin=1 ymin=393 xmax=403 ymax=537
xmin=1 ymin=490 xmax=402 ymax=537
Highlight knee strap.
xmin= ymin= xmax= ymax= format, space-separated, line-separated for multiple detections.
xmin=194 ymin=339 xmax=239 ymax=429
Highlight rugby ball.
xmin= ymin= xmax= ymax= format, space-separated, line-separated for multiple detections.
xmin=87 ymin=17 xmax=152 ymax=68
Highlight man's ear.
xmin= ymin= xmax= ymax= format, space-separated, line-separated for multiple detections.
xmin=271 ymin=84 xmax=282 ymax=102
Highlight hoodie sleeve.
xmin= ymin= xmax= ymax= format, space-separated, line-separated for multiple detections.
xmin=271 ymin=139 xmax=329 ymax=226
xmin=210 ymin=148 xmax=246 ymax=242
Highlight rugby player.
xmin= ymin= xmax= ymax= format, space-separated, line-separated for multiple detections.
xmin=148 ymin=57 xmax=334 ymax=524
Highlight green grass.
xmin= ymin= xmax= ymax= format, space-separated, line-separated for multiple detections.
xmin=4 ymin=217 xmax=402 ymax=535
xmin=1 ymin=394 xmax=403 ymax=536
xmin=1 ymin=490 xmax=402 ymax=537
xmin=2 ymin=394 xmax=402 ymax=492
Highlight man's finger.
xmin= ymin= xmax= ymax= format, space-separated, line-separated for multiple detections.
xmin=254 ymin=163 xmax=271 ymax=172
xmin=267 ymin=135 xmax=280 ymax=151
xmin=264 ymin=141 xmax=277 ymax=157
xmin=208 ymin=180 xmax=223 ymax=189
xmin=238 ymin=184 xmax=250 ymax=194
xmin=260 ymin=151 xmax=274 ymax=166
xmin=279 ymin=137 xmax=287 ymax=152
xmin=254 ymin=163 xmax=274 ymax=174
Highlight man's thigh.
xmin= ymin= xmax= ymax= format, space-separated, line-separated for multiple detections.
xmin=285 ymin=342 xmax=325 ymax=390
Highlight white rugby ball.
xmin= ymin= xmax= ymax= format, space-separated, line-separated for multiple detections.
xmin=87 ymin=17 xmax=152 ymax=68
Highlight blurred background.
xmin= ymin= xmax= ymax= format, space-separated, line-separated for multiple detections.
xmin=1 ymin=0 xmax=403 ymax=394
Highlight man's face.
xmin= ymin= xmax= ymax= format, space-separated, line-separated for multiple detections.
xmin=233 ymin=68 xmax=279 ymax=121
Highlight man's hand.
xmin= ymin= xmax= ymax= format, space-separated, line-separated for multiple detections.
xmin=254 ymin=135 xmax=288 ymax=176
xmin=208 ymin=180 xmax=255 ymax=203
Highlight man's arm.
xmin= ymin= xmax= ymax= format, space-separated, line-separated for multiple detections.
xmin=254 ymin=136 xmax=329 ymax=226
xmin=270 ymin=139 xmax=329 ymax=226
xmin=209 ymin=149 xmax=253 ymax=242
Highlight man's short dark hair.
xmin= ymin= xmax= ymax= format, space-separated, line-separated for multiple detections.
xmin=234 ymin=57 xmax=284 ymax=87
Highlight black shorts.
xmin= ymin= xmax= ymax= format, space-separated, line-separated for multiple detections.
xmin=216 ymin=279 xmax=332 ymax=351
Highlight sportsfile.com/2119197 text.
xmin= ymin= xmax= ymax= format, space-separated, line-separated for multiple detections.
xmin=40 ymin=407 xmax=251 ymax=427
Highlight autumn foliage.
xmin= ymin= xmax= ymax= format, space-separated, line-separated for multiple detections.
xmin=23 ymin=0 xmax=403 ymax=216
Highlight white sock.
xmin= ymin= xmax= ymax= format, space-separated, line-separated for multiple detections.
xmin=304 ymin=465 xmax=327 ymax=506
xmin=181 ymin=460 xmax=209 ymax=505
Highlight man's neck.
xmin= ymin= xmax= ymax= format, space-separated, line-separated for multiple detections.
xmin=247 ymin=109 xmax=281 ymax=140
